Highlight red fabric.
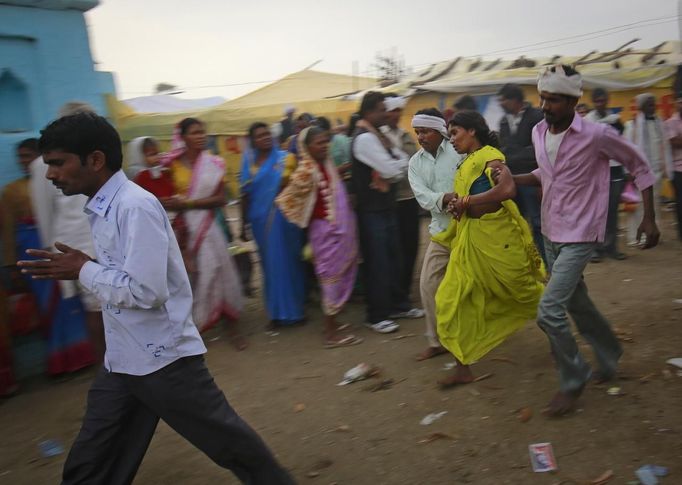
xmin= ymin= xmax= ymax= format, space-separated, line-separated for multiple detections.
xmin=311 ymin=166 xmax=330 ymax=220
xmin=47 ymin=341 xmax=95 ymax=376
xmin=134 ymin=169 xmax=176 ymax=198
xmin=8 ymin=293 xmax=40 ymax=335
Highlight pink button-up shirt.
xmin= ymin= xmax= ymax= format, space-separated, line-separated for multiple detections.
xmin=532 ymin=114 xmax=655 ymax=244
xmin=664 ymin=112 xmax=682 ymax=172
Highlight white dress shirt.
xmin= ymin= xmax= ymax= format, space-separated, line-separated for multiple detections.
xmin=78 ymin=170 xmax=206 ymax=375
xmin=407 ymin=139 xmax=461 ymax=236
xmin=352 ymin=132 xmax=408 ymax=180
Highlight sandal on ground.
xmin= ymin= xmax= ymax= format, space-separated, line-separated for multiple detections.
xmin=416 ymin=346 xmax=449 ymax=361
xmin=324 ymin=335 xmax=363 ymax=349
xmin=228 ymin=333 xmax=248 ymax=351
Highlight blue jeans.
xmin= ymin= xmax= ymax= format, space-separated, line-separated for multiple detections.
xmin=515 ymin=185 xmax=546 ymax=265
xmin=537 ymin=240 xmax=622 ymax=392
xmin=357 ymin=210 xmax=410 ymax=323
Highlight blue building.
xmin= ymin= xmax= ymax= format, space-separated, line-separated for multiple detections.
xmin=0 ymin=0 xmax=115 ymax=188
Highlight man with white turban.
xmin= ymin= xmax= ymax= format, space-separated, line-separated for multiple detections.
xmin=510 ymin=65 xmax=659 ymax=417
xmin=407 ymin=108 xmax=462 ymax=360
xmin=664 ymin=93 xmax=682 ymax=241
xmin=624 ymin=93 xmax=674 ymax=245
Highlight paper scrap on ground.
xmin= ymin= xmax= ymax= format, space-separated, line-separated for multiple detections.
xmin=420 ymin=411 xmax=447 ymax=425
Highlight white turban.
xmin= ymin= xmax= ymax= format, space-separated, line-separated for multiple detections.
xmin=385 ymin=96 xmax=407 ymax=112
xmin=635 ymin=93 xmax=655 ymax=110
xmin=411 ymin=114 xmax=448 ymax=138
xmin=537 ymin=65 xmax=583 ymax=98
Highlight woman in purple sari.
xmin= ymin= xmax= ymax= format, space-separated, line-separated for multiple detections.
xmin=276 ymin=127 xmax=362 ymax=348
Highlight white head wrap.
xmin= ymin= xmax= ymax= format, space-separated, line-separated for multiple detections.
xmin=537 ymin=65 xmax=583 ymax=98
xmin=635 ymin=93 xmax=655 ymax=110
xmin=411 ymin=114 xmax=448 ymax=138
xmin=125 ymin=137 xmax=150 ymax=179
xmin=385 ymin=96 xmax=407 ymax=112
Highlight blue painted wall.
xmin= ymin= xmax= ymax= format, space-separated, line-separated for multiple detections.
xmin=0 ymin=3 xmax=114 ymax=188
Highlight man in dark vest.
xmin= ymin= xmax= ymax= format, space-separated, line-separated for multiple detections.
xmin=498 ymin=83 xmax=546 ymax=263
xmin=351 ymin=91 xmax=420 ymax=334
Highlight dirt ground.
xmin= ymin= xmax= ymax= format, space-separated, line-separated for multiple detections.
xmin=1 ymin=210 xmax=681 ymax=485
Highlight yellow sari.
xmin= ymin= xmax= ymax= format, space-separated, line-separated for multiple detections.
xmin=434 ymin=146 xmax=545 ymax=365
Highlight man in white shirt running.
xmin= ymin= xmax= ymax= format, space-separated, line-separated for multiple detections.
xmin=19 ymin=113 xmax=294 ymax=485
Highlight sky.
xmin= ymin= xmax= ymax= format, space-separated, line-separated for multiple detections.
xmin=85 ymin=0 xmax=682 ymax=101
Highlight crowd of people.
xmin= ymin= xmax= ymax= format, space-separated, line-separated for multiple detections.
xmin=0 ymin=64 xmax=677 ymax=483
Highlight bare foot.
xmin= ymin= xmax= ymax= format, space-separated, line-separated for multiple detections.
xmin=416 ymin=346 xmax=449 ymax=361
xmin=542 ymin=387 xmax=584 ymax=417
xmin=228 ymin=333 xmax=248 ymax=351
xmin=438 ymin=367 xmax=474 ymax=389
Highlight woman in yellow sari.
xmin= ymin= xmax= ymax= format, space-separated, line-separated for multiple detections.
xmin=435 ymin=111 xmax=545 ymax=388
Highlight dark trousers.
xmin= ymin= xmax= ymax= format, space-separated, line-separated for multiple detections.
xmin=395 ymin=198 xmax=420 ymax=300
xmin=62 ymin=356 xmax=295 ymax=485
xmin=596 ymin=166 xmax=626 ymax=255
xmin=357 ymin=210 xmax=409 ymax=323
xmin=514 ymin=185 xmax=546 ymax=265
xmin=674 ymin=171 xmax=682 ymax=241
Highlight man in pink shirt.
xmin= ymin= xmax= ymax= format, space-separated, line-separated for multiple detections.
xmin=512 ymin=65 xmax=659 ymax=417
xmin=664 ymin=95 xmax=682 ymax=241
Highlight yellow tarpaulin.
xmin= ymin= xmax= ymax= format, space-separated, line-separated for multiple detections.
xmin=113 ymin=69 xmax=376 ymax=141
xmin=112 ymin=70 xmax=376 ymax=195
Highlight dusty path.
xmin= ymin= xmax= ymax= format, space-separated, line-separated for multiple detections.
xmin=1 ymin=212 xmax=681 ymax=484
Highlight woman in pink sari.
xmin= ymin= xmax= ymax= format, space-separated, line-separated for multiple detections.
xmin=276 ymin=127 xmax=362 ymax=347
xmin=160 ymin=118 xmax=246 ymax=349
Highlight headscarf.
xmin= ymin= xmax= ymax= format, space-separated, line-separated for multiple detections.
xmin=411 ymin=114 xmax=448 ymax=138
xmin=125 ymin=137 xmax=151 ymax=178
xmin=537 ymin=65 xmax=583 ymax=98
xmin=385 ymin=96 xmax=407 ymax=112
xmin=275 ymin=127 xmax=340 ymax=228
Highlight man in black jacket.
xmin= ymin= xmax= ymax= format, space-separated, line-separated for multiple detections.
xmin=497 ymin=83 xmax=546 ymax=263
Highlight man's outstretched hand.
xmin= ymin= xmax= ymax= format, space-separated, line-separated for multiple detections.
xmin=17 ymin=242 xmax=92 ymax=280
